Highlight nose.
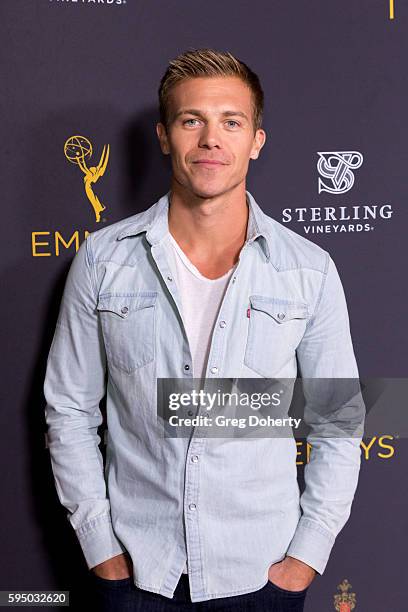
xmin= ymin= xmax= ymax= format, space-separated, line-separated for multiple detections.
xmin=198 ymin=123 xmax=221 ymax=149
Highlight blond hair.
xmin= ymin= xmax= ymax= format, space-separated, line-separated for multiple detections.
xmin=158 ymin=48 xmax=264 ymax=134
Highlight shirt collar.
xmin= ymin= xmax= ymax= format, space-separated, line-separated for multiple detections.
xmin=116 ymin=190 xmax=272 ymax=263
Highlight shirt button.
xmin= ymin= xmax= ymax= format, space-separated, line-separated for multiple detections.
xmin=277 ymin=312 xmax=286 ymax=320
xmin=189 ymin=503 xmax=197 ymax=511
xmin=184 ymin=364 xmax=190 ymax=371
xmin=191 ymin=455 xmax=199 ymax=463
xmin=210 ymin=366 xmax=218 ymax=374
xmin=187 ymin=410 xmax=194 ymax=416
xmin=167 ymin=275 xmax=173 ymax=281
xmin=219 ymin=320 xmax=226 ymax=328
xmin=121 ymin=306 xmax=129 ymax=314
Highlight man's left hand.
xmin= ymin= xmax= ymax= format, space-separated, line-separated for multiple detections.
xmin=268 ymin=556 xmax=316 ymax=592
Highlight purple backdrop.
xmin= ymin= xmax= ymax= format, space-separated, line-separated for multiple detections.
xmin=1 ymin=1 xmax=407 ymax=609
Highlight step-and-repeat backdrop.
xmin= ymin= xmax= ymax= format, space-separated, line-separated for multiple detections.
xmin=2 ymin=1 xmax=407 ymax=610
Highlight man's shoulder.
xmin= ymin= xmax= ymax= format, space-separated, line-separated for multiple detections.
xmin=263 ymin=212 xmax=329 ymax=275
xmin=85 ymin=201 xmax=158 ymax=260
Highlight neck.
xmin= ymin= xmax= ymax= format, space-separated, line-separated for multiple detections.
xmin=167 ymin=182 xmax=249 ymax=260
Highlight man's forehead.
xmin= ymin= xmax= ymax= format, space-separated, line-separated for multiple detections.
xmin=169 ymin=77 xmax=252 ymax=115
xmin=172 ymin=76 xmax=249 ymax=97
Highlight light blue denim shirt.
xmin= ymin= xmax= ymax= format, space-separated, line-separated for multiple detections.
xmin=43 ymin=190 xmax=364 ymax=602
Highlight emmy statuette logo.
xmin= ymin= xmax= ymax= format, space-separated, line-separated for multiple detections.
xmin=389 ymin=0 xmax=395 ymax=19
xmin=64 ymin=135 xmax=110 ymax=223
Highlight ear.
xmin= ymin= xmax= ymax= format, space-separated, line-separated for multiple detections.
xmin=156 ymin=122 xmax=170 ymax=155
xmin=249 ymin=129 xmax=266 ymax=160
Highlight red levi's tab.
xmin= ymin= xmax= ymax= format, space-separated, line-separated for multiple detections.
xmin=247 ymin=307 xmax=251 ymax=318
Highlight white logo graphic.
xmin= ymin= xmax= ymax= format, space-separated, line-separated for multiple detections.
xmin=317 ymin=151 xmax=363 ymax=194
xmin=49 ymin=0 xmax=126 ymax=6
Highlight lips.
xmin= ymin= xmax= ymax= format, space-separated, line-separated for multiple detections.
xmin=193 ymin=160 xmax=227 ymax=165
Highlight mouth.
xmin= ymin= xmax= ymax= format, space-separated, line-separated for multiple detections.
xmin=192 ymin=160 xmax=227 ymax=167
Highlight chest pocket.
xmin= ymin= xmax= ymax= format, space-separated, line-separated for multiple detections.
xmin=96 ymin=292 xmax=157 ymax=374
xmin=244 ymin=295 xmax=310 ymax=377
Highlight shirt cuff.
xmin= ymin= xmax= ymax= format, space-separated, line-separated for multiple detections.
xmin=285 ymin=516 xmax=336 ymax=575
xmin=75 ymin=513 xmax=128 ymax=570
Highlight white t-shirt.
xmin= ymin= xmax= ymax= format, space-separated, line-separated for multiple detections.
xmin=163 ymin=233 xmax=237 ymax=573
xmin=165 ymin=233 xmax=237 ymax=380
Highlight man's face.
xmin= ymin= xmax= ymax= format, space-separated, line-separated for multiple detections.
xmin=156 ymin=76 xmax=266 ymax=199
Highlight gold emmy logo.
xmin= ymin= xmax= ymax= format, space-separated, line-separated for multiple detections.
xmin=64 ymin=135 xmax=110 ymax=223
xmin=334 ymin=579 xmax=356 ymax=611
xmin=389 ymin=0 xmax=395 ymax=19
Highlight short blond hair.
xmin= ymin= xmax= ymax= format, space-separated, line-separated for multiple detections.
xmin=158 ymin=48 xmax=264 ymax=134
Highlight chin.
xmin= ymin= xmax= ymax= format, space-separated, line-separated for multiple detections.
xmin=189 ymin=182 xmax=232 ymax=200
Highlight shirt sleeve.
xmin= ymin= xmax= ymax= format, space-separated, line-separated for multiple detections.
xmin=43 ymin=235 xmax=127 ymax=570
xmin=285 ymin=253 xmax=365 ymax=575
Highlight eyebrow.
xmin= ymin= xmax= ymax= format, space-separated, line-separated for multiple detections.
xmin=174 ymin=108 xmax=249 ymax=121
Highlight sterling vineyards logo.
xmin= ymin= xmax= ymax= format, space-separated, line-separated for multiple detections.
xmin=282 ymin=150 xmax=393 ymax=235
xmin=317 ymin=151 xmax=363 ymax=195
xmin=49 ymin=0 xmax=126 ymax=6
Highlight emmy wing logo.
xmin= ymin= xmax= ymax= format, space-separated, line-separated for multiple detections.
xmin=333 ymin=579 xmax=356 ymax=611
xmin=64 ymin=135 xmax=110 ymax=223
xmin=317 ymin=151 xmax=363 ymax=194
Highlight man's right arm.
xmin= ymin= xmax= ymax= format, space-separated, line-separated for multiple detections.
xmin=43 ymin=235 xmax=128 ymax=573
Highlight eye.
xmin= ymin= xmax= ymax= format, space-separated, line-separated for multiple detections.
xmin=183 ymin=119 xmax=200 ymax=126
xmin=226 ymin=120 xmax=240 ymax=128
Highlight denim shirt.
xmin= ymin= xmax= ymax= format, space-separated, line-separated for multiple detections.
xmin=43 ymin=190 xmax=365 ymax=602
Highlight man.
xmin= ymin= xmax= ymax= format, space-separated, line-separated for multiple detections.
xmin=43 ymin=48 xmax=364 ymax=611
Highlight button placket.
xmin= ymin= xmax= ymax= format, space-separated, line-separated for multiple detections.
xmin=184 ymin=434 xmax=206 ymax=590
xmin=204 ymin=243 xmax=249 ymax=380
xmin=150 ymin=243 xmax=194 ymax=379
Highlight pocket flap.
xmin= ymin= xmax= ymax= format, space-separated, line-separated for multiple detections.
xmin=97 ymin=292 xmax=157 ymax=318
xmin=249 ymin=295 xmax=309 ymax=322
